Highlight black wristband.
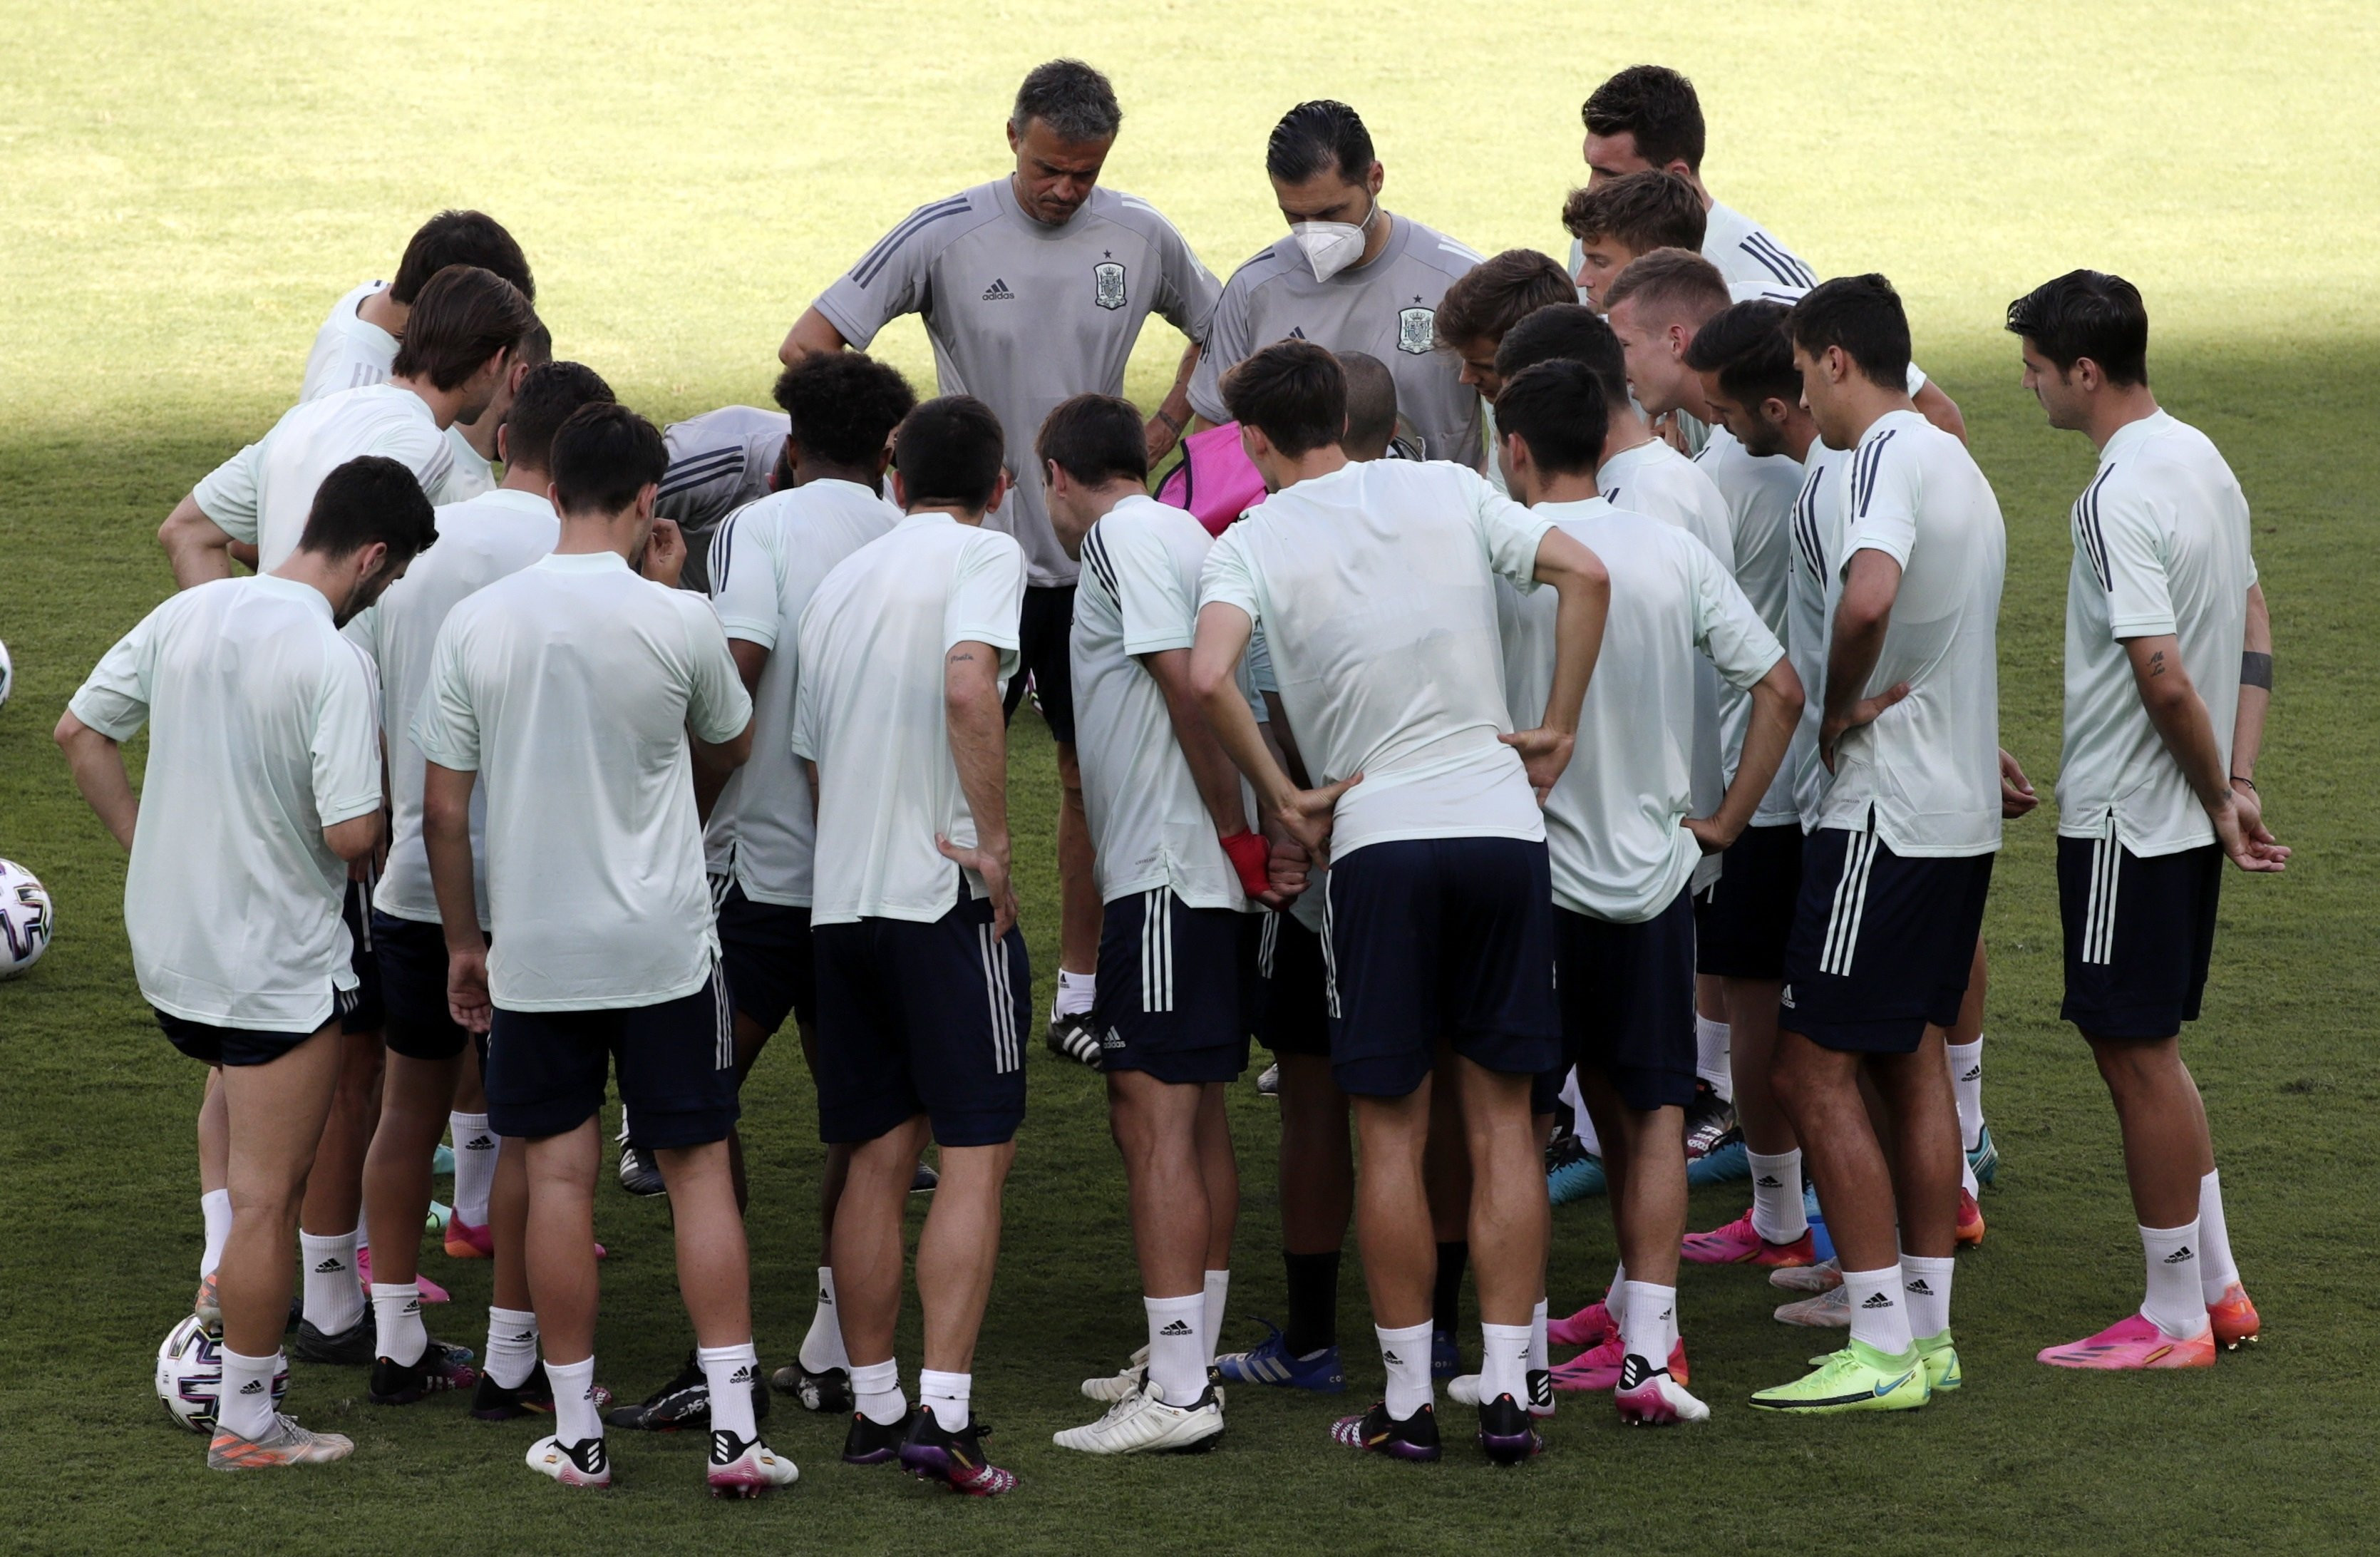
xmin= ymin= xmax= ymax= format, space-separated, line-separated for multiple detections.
xmin=2240 ymin=650 xmax=2273 ymax=691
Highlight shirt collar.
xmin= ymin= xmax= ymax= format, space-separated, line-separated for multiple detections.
xmin=2098 ymin=408 xmax=2172 ymax=464
xmin=535 ymin=549 xmax=632 ymax=573
xmin=248 ymin=573 xmax=336 ymax=619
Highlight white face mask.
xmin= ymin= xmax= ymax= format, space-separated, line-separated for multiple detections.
xmin=1289 ymin=197 xmax=1380 ymax=283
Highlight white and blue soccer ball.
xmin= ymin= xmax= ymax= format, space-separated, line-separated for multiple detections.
xmin=0 ymin=859 xmax=51 ymax=978
xmin=0 ymin=637 xmax=12 ymax=709
xmin=156 ymin=1312 xmax=287 ymax=1432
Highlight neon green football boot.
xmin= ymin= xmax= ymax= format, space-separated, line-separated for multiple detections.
xmin=1915 ymin=1330 xmax=1962 ymax=1393
xmin=1748 ymin=1339 xmax=1930 ymax=1414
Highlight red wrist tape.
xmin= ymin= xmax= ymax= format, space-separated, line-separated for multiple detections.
xmin=1220 ymin=831 xmax=1271 ymax=899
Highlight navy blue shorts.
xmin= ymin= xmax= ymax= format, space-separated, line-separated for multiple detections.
xmin=375 ymin=910 xmax=476 ymax=1062
xmin=1694 ymin=824 xmax=1803 ymax=980
xmin=484 ymin=964 xmax=738 ymax=1148
xmin=1001 ymin=584 xmax=1076 ymax=746
xmin=1557 ymin=890 xmax=1699 ymax=1111
xmin=1781 ymin=826 xmax=1993 ymax=1054
xmin=1324 ymin=837 xmax=1561 ymax=1098
xmin=1254 ymin=909 xmax=1331 ymax=1057
xmin=155 ymin=987 xmax=356 ymax=1067
xmin=714 ymin=878 xmax=815 ymax=1034
xmin=2059 ymin=835 xmax=2222 ymax=1040
xmin=812 ymin=889 xmax=1031 ymax=1148
xmin=1094 ymin=888 xmax=1250 ymax=1084
xmin=341 ymin=876 xmax=383 ymax=1034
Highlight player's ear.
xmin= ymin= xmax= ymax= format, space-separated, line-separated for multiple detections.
xmin=1365 ymin=160 xmax=1385 ymax=198
xmin=495 ymin=421 xmax=511 ymax=467
xmin=634 ymin=482 xmax=658 ymax=522
xmin=891 ymin=469 xmax=910 ymax=510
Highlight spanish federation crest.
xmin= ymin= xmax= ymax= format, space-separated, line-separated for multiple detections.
xmin=1396 ymin=305 xmax=1435 ymax=355
xmin=1093 ymin=260 xmax=1128 ymax=311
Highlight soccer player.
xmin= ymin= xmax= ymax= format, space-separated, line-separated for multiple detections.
xmin=779 ymin=61 xmax=1218 ymax=1066
xmin=1748 ymin=276 xmax=2004 ymax=1414
xmin=299 ymin=209 xmax=538 ymax=498
xmin=1572 ymin=64 xmax=1967 ymax=440
xmin=1187 ymin=99 xmax=1485 ymax=471
xmin=1044 ymin=393 xmax=1266 ymax=1453
xmin=413 ymin=404 xmax=791 ymax=1496
xmin=345 ymin=361 xmax=617 ymax=1410
xmin=791 ymin=396 xmax=1031 ymax=1496
xmin=1493 ymin=358 xmax=1802 ymax=1422
xmin=58 ymin=456 xmax=437 ymax=1468
xmin=654 ymin=403 xmax=793 ymax=593
xmin=617 ymin=352 xmax=917 ymax=1431
xmin=1562 ymin=172 xmax=1709 ymax=312
xmin=2008 ymin=271 xmax=2282 ymax=1368
xmin=1607 ymin=256 xmax=1817 ymax=1259
xmin=1338 ymin=351 xmax=1408 ymax=461
xmin=1432 ymin=249 xmax=1580 ymax=492
xmin=1189 ymin=340 xmax=1612 ymax=1465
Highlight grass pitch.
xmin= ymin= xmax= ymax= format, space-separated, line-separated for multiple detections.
xmin=2 ymin=4 xmax=2376 ymax=1552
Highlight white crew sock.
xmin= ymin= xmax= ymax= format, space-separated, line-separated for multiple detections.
xmin=1054 ymin=967 xmax=1096 ymax=1018
xmin=1617 ymin=1281 xmax=1679 ymax=1371
xmin=299 ymin=1228 xmax=365 ymax=1333
xmin=1145 ymin=1293 xmax=1206 ymax=1402
xmin=1559 ymin=1071 xmax=1602 ymax=1156
xmin=1528 ymin=1298 xmax=1549 ymax=1374
xmin=1842 ymin=1264 xmax=1914 ymax=1356
xmin=2197 ymin=1170 xmax=2242 ymax=1303
xmin=217 ymin=1345 xmax=280 ymax=1440
xmin=1694 ymin=1016 xmax=1733 ymax=1098
xmin=484 ymin=1306 xmax=539 ymax=1389
xmin=354 ymin=1210 xmax=369 ymax=1255
xmin=799 ymin=1266 xmax=849 ymax=1373
xmin=1946 ymin=1039 xmax=1986 ymax=1151
xmin=851 ymin=1357 xmax=906 ymax=1426
xmin=1200 ymin=1270 xmax=1230 ymax=1369
xmin=698 ymin=1342 xmax=760 ymax=1443
xmin=1479 ymin=1320 xmax=1532 ymax=1404
xmin=450 ymin=1112 xmax=498 ymax=1226
xmin=1901 ymin=1255 xmax=1954 ymax=1340
xmin=2141 ymin=1220 xmax=2208 ymax=1337
xmin=1376 ymin=1320 xmax=1435 ymax=1419
xmin=199 ymin=1189 xmax=232 ymax=1280
xmin=919 ymin=1367 xmax=972 ymax=1431
xmin=1604 ymin=1260 xmax=1627 ymax=1309
xmin=1747 ymin=1149 xmax=1809 ymax=1243
xmin=1962 ymin=1153 xmax=1979 ymax=1198
xmin=369 ymin=1282 xmax=428 ymax=1367
xmin=547 ymin=1355 xmax=603 ymax=1447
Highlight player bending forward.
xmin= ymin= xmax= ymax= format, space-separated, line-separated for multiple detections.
xmin=2010 ymin=270 xmax=2283 ymax=1369
xmin=1190 ymin=341 xmax=1610 ymax=1465
xmin=415 ymin=404 xmax=792 ymax=1496
xmin=793 ymin=396 xmax=1032 ymax=1496
xmin=60 ymin=457 xmax=436 ymax=1468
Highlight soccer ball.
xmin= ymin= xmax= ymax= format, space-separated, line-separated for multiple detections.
xmin=156 ymin=1312 xmax=289 ymax=1432
xmin=0 ymin=637 xmax=12 ymax=709
xmin=0 ymin=860 xmax=51 ymax=978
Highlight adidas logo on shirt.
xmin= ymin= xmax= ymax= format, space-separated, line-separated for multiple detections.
xmin=1159 ymin=1320 xmax=1193 ymax=1337
xmin=982 ymin=277 xmax=1015 ymax=301
xmin=1860 ymin=1293 xmax=1895 ymax=1310
xmin=2164 ymin=1245 xmax=2196 ymax=1264
xmin=312 ymin=1258 xmax=345 ymax=1274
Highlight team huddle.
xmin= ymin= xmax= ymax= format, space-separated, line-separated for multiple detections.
xmin=57 ymin=59 xmax=2287 ymax=1494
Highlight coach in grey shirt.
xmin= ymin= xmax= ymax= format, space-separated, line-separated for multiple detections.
xmin=1188 ymin=101 xmax=1486 ymax=468
xmin=652 ymin=404 xmax=785 ymax=593
xmin=778 ymin=57 xmax=1221 ymax=1059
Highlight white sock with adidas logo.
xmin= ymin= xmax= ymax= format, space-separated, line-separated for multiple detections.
xmin=1376 ymin=1320 xmax=1435 ymax=1419
xmin=485 ymin=1305 xmax=539 ymax=1389
xmin=1900 ymin=1255 xmax=1954 ymax=1340
xmin=217 ymin=1345 xmax=280 ymax=1440
xmin=1842 ymin=1264 xmax=1914 ymax=1356
xmin=450 ymin=1112 xmax=498 ymax=1227
xmin=370 ymin=1281 xmax=428 ymax=1367
xmin=799 ymin=1266 xmax=849 ymax=1374
xmin=299 ymin=1228 xmax=365 ymax=1333
xmin=1145 ymin=1292 xmax=1205 ymax=1403
xmin=1747 ymin=1149 xmax=1808 ymax=1243
xmin=2140 ymin=1219 xmax=2207 ymax=1337
xmin=1946 ymin=1039 xmax=1986 ymax=1152
xmin=697 ymin=1341 xmax=760 ymax=1444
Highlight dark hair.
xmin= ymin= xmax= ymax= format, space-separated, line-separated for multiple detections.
xmin=1562 ymin=170 xmax=1705 ymax=252
xmin=774 ymin=352 xmax=918 ymax=469
xmin=1036 ymin=394 xmax=1148 ymax=487
xmin=1494 ymin=304 xmax=1629 ymax=415
xmin=503 ymin=361 xmax=615 ymax=473
xmin=1435 ymin=250 xmax=1580 ymax=349
xmin=2006 ymin=269 xmax=2149 ymax=387
xmin=893 ymin=396 xmax=1007 ymax=511
xmin=388 ymin=265 xmax=535 ymax=391
xmin=550 ymin=402 xmax=667 ymax=516
xmin=1493 ymin=360 xmax=1609 ymax=478
xmin=1222 ymin=340 xmax=1346 ymax=458
xmin=1682 ymin=300 xmax=1800 ymax=409
xmin=297 ymin=455 xmax=438 ymax=561
xmin=1339 ymin=351 xmax=1399 ymax=457
xmin=1011 ymin=58 xmax=1123 ymax=143
xmin=1789 ymin=274 xmax=1911 ymax=389
xmin=1604 ymin=247 xmax=1730 ymax=322
xmin=1582 ymin=65 xmax=1705 ymax=173
xmin=1266 ymin=100 xmax=1373 ymax=185
xmin=390 ymin=210 xmax=534 ymax=307
xmin=518 ymin=319 xmax=552 ymax=366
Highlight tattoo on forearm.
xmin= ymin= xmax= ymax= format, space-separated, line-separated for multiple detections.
xmin=2148 ymin=649 xmax=2168 ymax=677
xmin=2240 ymin=650 xmax=2273 ymax=691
